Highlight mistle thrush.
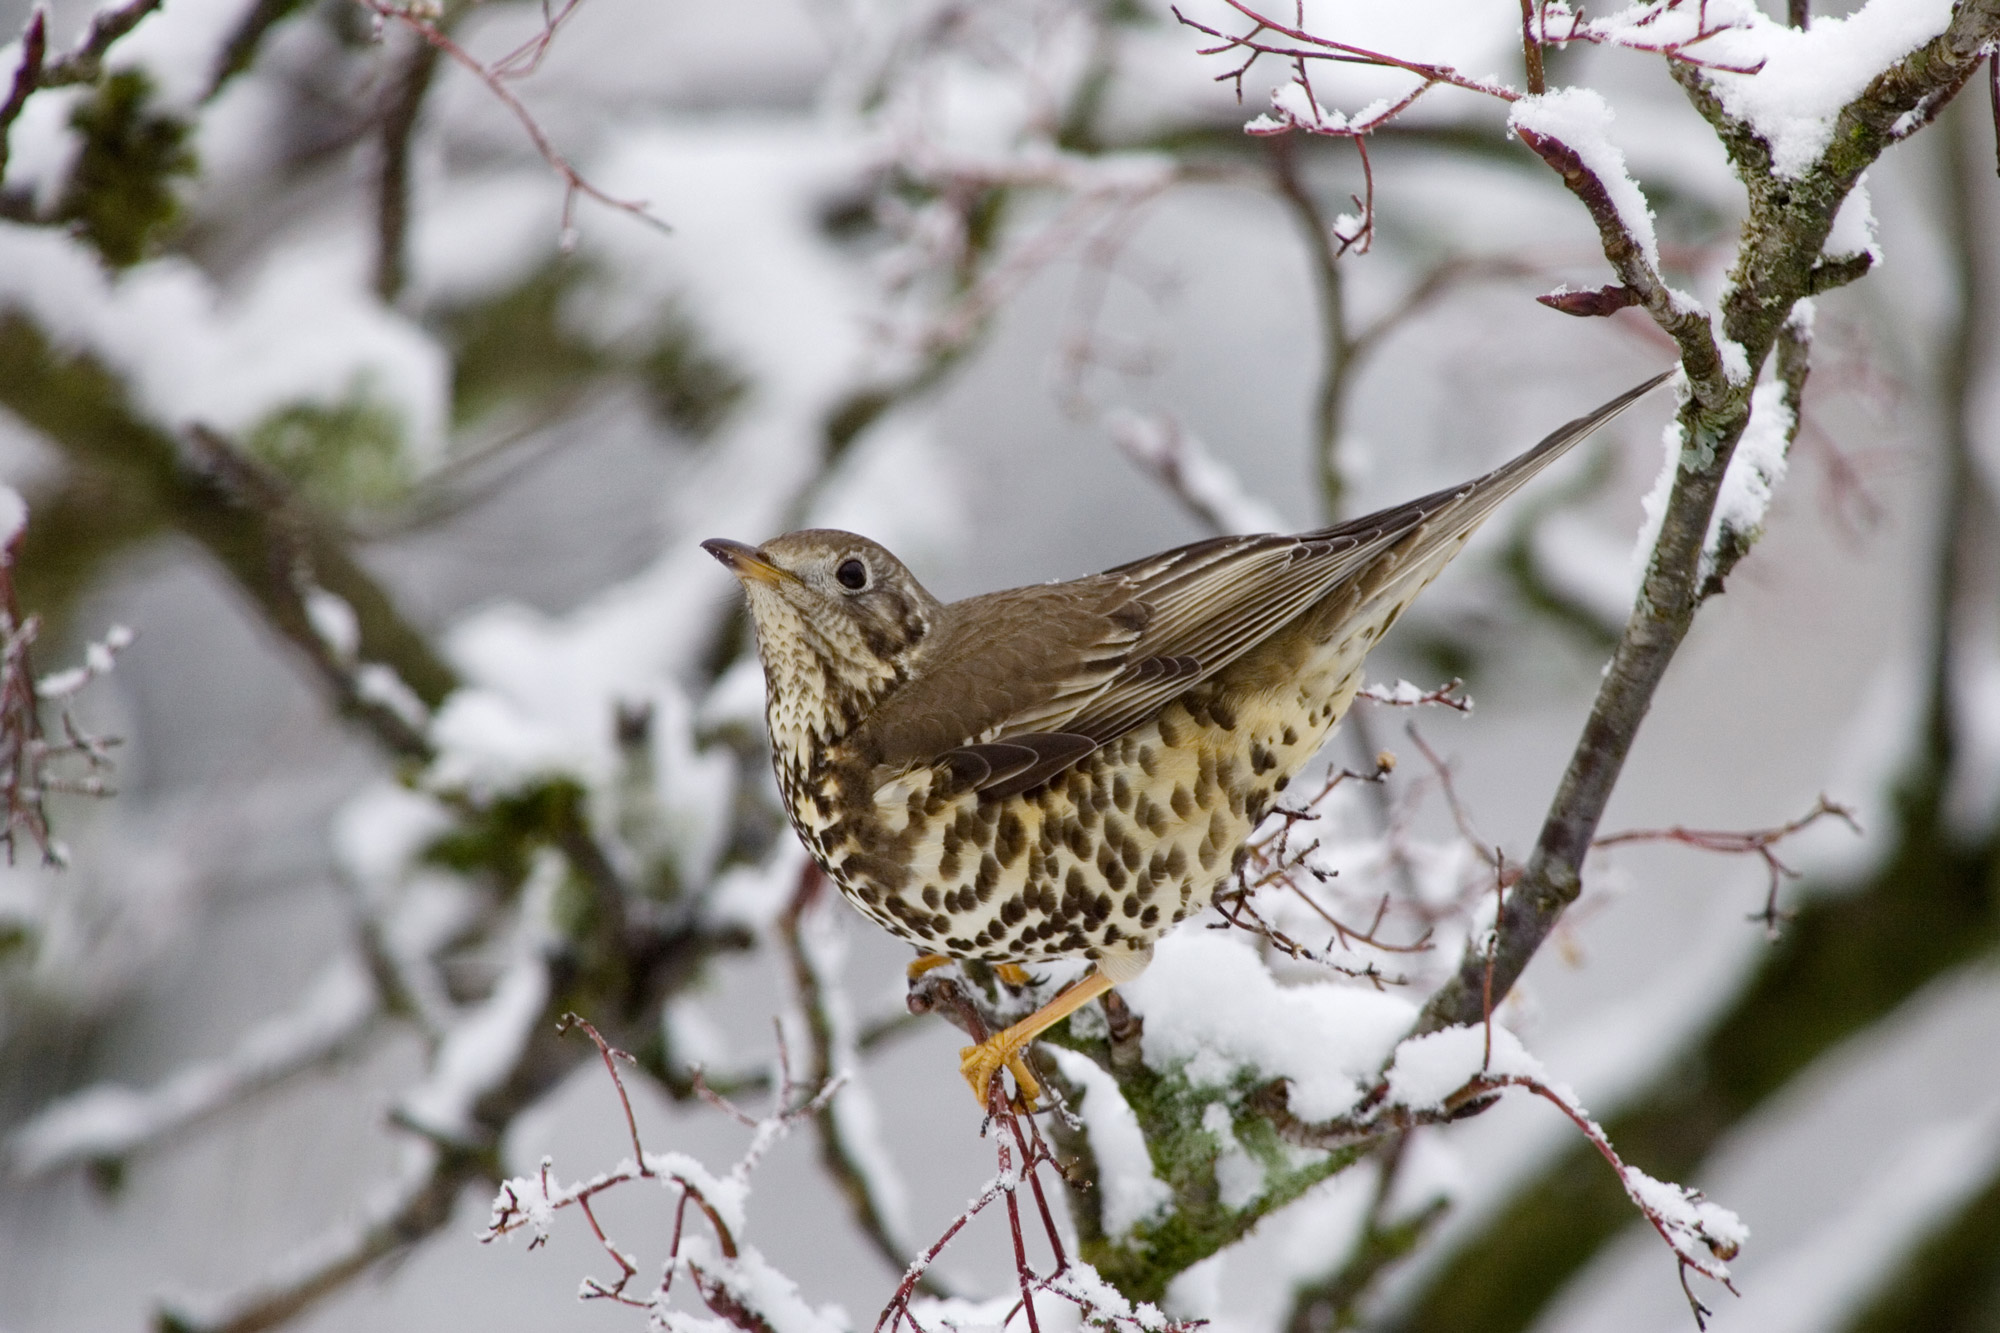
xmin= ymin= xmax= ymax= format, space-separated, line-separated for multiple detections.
xmin=706 ymin=370 xmax=1672 ymax=1106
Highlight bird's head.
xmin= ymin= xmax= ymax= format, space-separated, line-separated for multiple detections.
xmin=703 ymin=529 xmax=940 ymax=743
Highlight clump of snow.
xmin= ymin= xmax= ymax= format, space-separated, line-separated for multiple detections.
xmin=1704 ymin=379 xmax=1795 ymax=577
xmin=0 ymin=486 xmax=26 ymax=550
xmin=1508 ymin=88 xmax=1659 ymax=269
xmin=304 ymin=587 xmax=360 ymax=664
xmin=1048 ymin=1049 xmax=1172 ymax=1237
xmin=1122 ymin=931 xmax=1414 ymax=1121
xmin=354 ymin=664 xmax=429 ymax=732
xmin=1719 ymin=338 xmax=1752 ymax=387
xmin=1704 ymin=0 xmax=1954 ymax=178
xmin=425 ymin=688 xmax=598 ymax=798
xmin=331 ymin=783 xmax=455 ymax=894
xmin=678 ymin=1236 xmax=852 ymax=1333
xmin=1826 ymin=177 xmax=1881 ymax=263
xmin=36 ymin=624 xmax=134 ymax=699
xmin=0 ymin=224 xmax=450 ymax=466
xmin=1383 ymin=1023 xmax=1547 ymax=1111
xmin=1202 ymin=1101 xmax=1267 ymax=1210
xmin=1625 ymin=1167 xmax=1749 ymax=1260
xmin=1631 ymin=412 xmax=1685 ymax=586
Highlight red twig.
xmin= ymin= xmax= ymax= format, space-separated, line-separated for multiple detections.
xmin=356 ymin=0 xmax=669 ymax=245
xmin=1406 ymin=723 xmax=1511 ymax=875
xmin=1594 ymin=795 xmax=1860 ymax=936
xmin=557 ymin=1012 xmax=648 ymax=1169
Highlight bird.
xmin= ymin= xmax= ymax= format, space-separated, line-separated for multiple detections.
xmin=705 ymin=370 xmax=1672 ymax=1108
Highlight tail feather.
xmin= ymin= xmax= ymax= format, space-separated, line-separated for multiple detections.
xmin=1336 ymin=368 xmax=1677 ymax=616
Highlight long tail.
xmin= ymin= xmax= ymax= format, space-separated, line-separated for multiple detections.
xmin=1324 ymin=368 xmax=1677 ymax=619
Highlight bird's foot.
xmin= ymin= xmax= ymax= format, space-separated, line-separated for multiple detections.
xmin=994 ymin=962 xmax=1031 ymax=988
xmin=960 ymin=1030 xmax=1042 ymax=1111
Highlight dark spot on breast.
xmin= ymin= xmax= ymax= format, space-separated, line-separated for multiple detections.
xmin=1120 ymin=838 xmax=1143 ymax=872
xmin=996 ymin=812 xmax=1026 ymax=866
xmin=1122 ymin=894 xmax=1140 ymax=918
xmin=1141 ymin=905 xmax=1160 ymax=928
xmin=1251 ymin=743 xmax=1276 ymax=775
xmin=1103 ymin=924 xmax=1124 ymax=946
xmin=976 ymin=854 xmax=1000 ymax=897
xmin=938 ymin=845 xmax=961 ymax=881
xmin=1209 ymin=700 xmax=1237 ymax=731
xmin=1275 ymin=776 xmax=1290 ymax=792
xmin=1066 ymin=821 xmax=1092 ymax=858
xmin=1282 ymin=725 xmax=1298 ymax=746
xmin=946 ymin=936 xmax=971 ymax=952
xmin=1158 ymin=713 xmax=1185 ymax=747
xmin=1137 ymin=746 xmax=1158 ymax=777
xmin=1170 ymin=785 xmax=1195 ymax=820
xmin=1113 ymin=774 xmax=1134 ymax=811
xmin=923 ymin=886 xmax=940 ymax=909
xmin=1002 ymin=896 xmax=1027 ymax=926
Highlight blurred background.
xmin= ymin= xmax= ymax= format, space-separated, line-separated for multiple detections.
xmin=0 ymin=1 xmax=1995 ymax=1331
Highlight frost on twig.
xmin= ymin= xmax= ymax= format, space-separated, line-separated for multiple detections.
xmin=0 ymin=490 xmax=127 ymax=867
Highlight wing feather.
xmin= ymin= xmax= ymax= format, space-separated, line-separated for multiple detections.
xmin=850 ymin=371 xmax=1672 ymax=796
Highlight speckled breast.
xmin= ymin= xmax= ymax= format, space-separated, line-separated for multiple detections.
xmin=782 ymin=652 xmax=1371 ymax=970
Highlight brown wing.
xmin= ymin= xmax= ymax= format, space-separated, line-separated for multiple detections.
xmin=1065 ymin=369 xmax=1674 ymax=741
xmin=855 ymin=370 xmax=1673 ymax=796
xmin=851 ymin=579 xmax=1149 ymax=794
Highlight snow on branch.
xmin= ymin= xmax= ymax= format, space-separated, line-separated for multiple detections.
xmin=7 ymin=956 xmax=379 ymax=1176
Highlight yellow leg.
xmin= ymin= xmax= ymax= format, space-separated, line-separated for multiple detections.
xmin=994 ymin=963 xmax=1031 ymax=988
xmin=960 ymin=968 xmax=1117 ymax=1110
xmin=906 ymin=953 xmax=952 ymax=981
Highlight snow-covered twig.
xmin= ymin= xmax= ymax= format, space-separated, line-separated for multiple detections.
xmin=0 ymin=500 xmax=126 ymax=866
xmin=1359 ymin=679 xmax=1473 ymax=714
xmin=876 ymin=1072 xmax=1195 ymax=1333
xmin=484 ymin=1014 xmax=841 ymax=1320
xmin=8 ymin=957 xmax=380 ymax=1176
xmin=1266 ymin=1026 xmax=1745 ymax=1327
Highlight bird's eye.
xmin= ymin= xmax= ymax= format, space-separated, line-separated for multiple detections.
xmin=836 ymin=558 xmax=869 ymax=591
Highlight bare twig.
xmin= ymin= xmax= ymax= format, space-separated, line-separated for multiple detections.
xmin=356 ymin=0 xmax=670 ymax=245
xmin=1595 ymin=796 xmax=1860 ymax=936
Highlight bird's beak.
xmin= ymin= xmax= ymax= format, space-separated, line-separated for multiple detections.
xmin=702 ymin=537 xmax=792 ymax=587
